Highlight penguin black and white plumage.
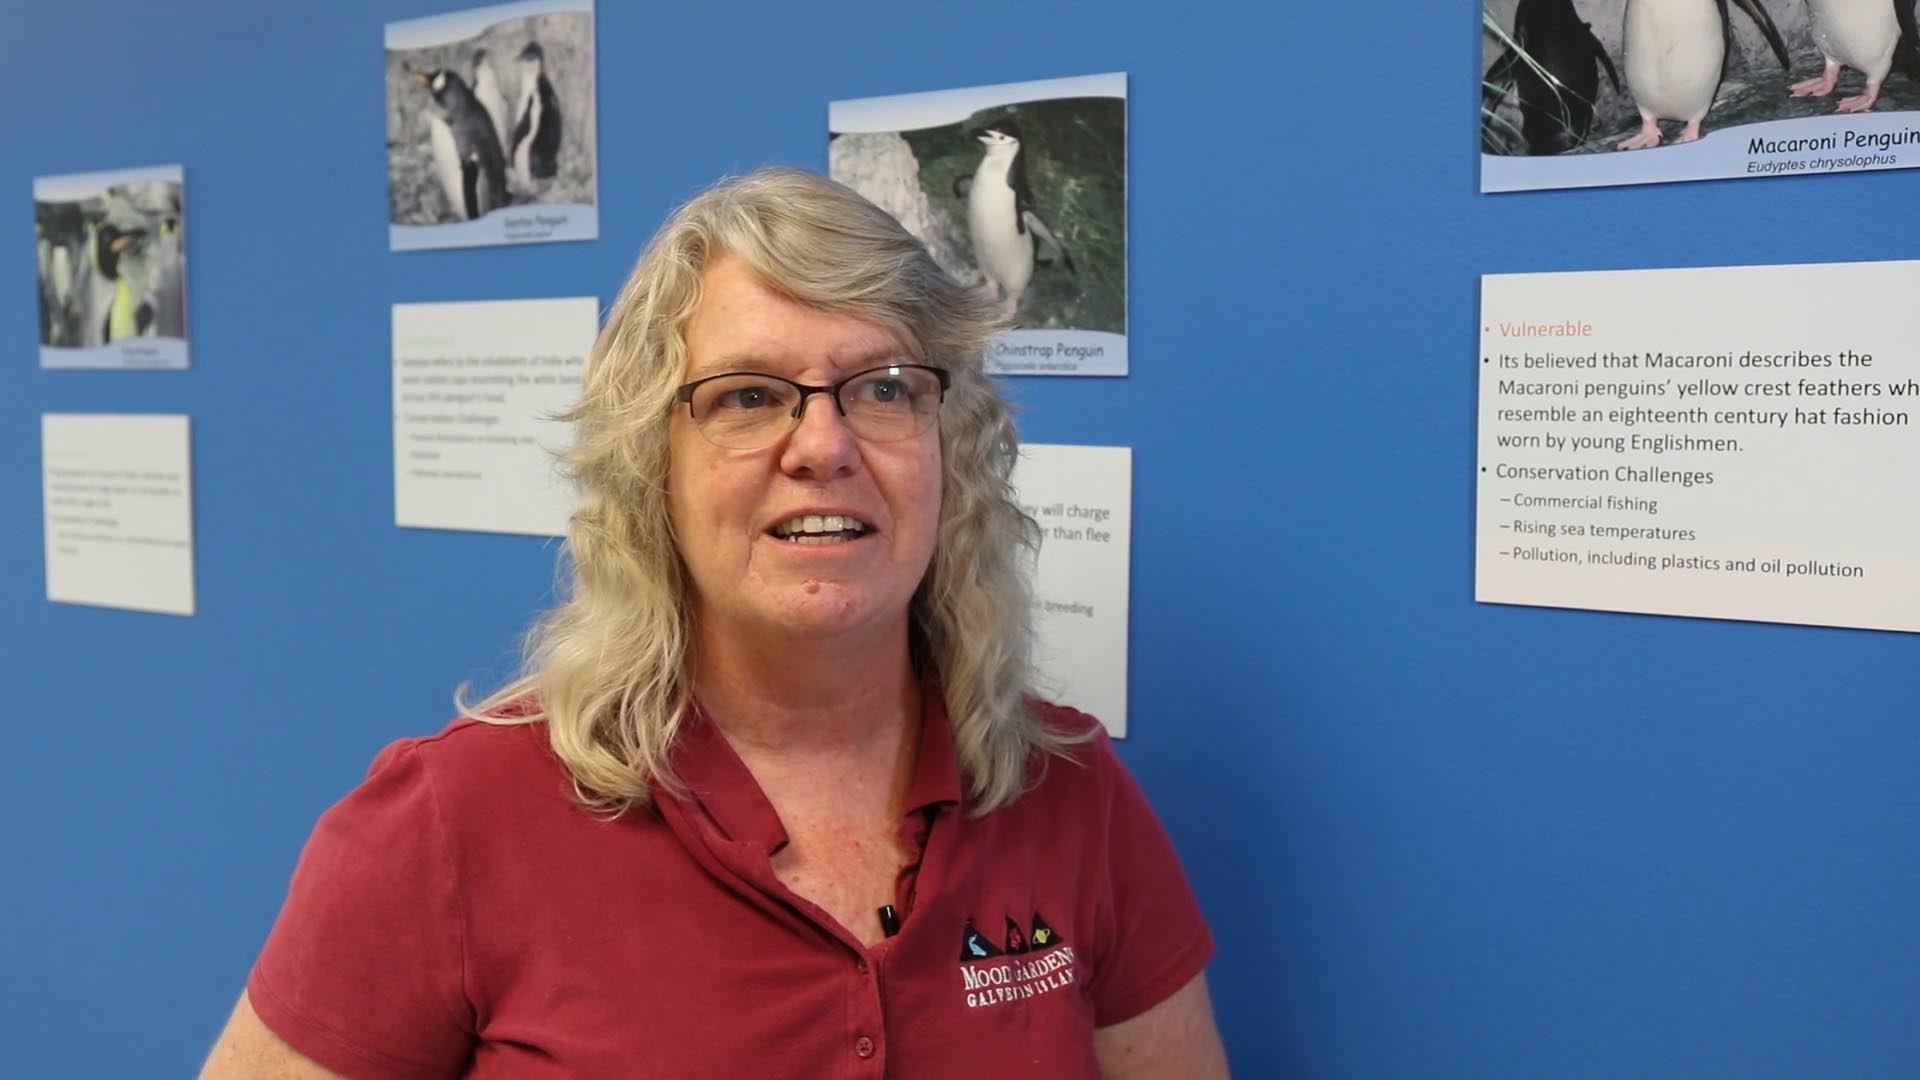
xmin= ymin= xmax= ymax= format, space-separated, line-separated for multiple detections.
xmin=36 ymin=225 xmax=55 ymax=346
xmin=1618 ymin=0 xmax=1791 ymax=149
xmin=145 ymin=204 xmax=186 ymax=340
xmin=508 ymin=41 xmax=563 ymax=185
xmin=414 ymin=68 xmax=509 ymax=221
xmin=36 ymin=202 xmax=86 ymax=347
xmin=1789 ymin=0 xmax=1920 ymax=112
xmin=471 ymin=49 xmax=512 ymax=155
xmin=419 ymin=101 xmax=465 ymax=227
xmin=89 ymin=221 xmax=153 ymax=344
xmin=1483 ymin=0 xmax=1622 ymax=155
xmin=960 ymin=119 xmax=1076 ymax=319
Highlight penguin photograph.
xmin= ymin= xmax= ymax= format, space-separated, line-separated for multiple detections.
xmin=1481 ymin=0 xmax=1920 ymax=191
xmin=1787 ymin=0 xmax=1920 ymax=113
xmin=35 ymin=165 xmax=189 ymax=370
xmin=830 ymin=73 xmax=1127 ymax=376
xmin=385 ymin=0 xmax=596 ymax=250
xmin=1482 ymin=0 xmax=1623 ymax=155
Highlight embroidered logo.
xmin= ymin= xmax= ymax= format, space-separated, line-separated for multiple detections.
xmin=960 ymin=921 xmax=1003 ymax=960
xmin=957 ymin=913 xmax=1076 ymax=1009
xmin=1004 ymin=916 xmax=1029 ymax=954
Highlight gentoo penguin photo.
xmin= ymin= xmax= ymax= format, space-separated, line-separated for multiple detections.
xmin=960 ymin=118 xmax=1076 ymax=319
xmin=509 ymin=41 xmax=563 ymax=185
xmin=1484 ymin=0 xmax=1622 ymax=154
xmin=470 ymin=49 xmax=512 ymax=155
xmin=1618 ymin=0 xmax=1790 ymax=149
xmin=414 ymin=68 xmax=509 ymax=220
xmin=1788 ymin=0 xmax=1920 ymax=112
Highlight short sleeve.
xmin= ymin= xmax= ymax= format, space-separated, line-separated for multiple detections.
xmin=247 ymin=740 xmax=474 ymax=1079
xmin=1083 ymin=732 xmax=1216 ymax=1027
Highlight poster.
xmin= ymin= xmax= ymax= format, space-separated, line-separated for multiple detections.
xmin=1009 ymin=444 xmax=1133 ymax=736
xmin=1478 ymin=259 xmax=1920 ymax=633
xmin=43 ymin=414 xmax=196 ymax=616
xmin=1481 ymin=0 xmax=1920 ymax=192
xmin=831 ymin=73 xmax=1128 ymax=376
xmin=386 ymin=0 xmax=598 ymax=249
xmin=393 ymin=297 xmax=594 ymax=535
xmin=36 ymin=165 xmax=188 ymax=370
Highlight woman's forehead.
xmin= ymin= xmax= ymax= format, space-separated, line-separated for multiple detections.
xmin=682 ymin=259 xmax=917 ymax=380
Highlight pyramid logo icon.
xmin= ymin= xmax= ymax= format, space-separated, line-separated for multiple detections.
xmin=960 ymin=920 xmax=1003 ymax=962
xmin=1029 ymin=911 xmax=1063 ymax=949
xmin=1004 ymin=915 xmax=1030 ymax=954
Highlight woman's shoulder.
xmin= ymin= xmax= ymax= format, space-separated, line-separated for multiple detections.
xmin=403 ymin=711 xmax=549 ymax=763
xmin=356 ymin=713 xmax=572 ymax=816
xmin=1019 ymin=697 xmax=1126 ymax=794
xmin=1027 ymin=697 xmax=1106 ymax=740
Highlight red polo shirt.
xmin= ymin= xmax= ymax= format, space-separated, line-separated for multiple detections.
xmin=248 ymin=698 xmax=1213 ymax=1078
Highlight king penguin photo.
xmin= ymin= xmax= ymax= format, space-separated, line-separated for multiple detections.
xmin=509 ymin=41 xmax=563 ymax=187
xmin=35 ymin=202 xmax=86 ymax=347
xmin=414 ymin=68 xmax=510 ymax=220
xmin=960 ymin=118 xmax=1076 ymax=320
xmin=88 ymin=220 xmax=153 ymax=344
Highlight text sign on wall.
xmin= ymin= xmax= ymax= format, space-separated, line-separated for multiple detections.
xmin=1478 ymin=260 xmax=1920 ymax=634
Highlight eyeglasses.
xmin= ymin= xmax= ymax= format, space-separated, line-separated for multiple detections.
xmin=673 ymin=364 xmax=951 ymax=450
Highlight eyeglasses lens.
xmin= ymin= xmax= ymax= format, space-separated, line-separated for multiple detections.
xmin=690 ymin=367 xmax=945 ymax=449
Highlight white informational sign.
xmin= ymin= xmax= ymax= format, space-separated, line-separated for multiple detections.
xmin=392 ymin=297 xmax=594 ymax=536
xmin=1478 ymin=260 xmax=1920 ymax=634
xmin=42 ymin=414 xmax=196 ymax=616
xmin=1010 ymin=444 xmax=1132 ymax=736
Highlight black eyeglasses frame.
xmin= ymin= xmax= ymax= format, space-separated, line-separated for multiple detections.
xmin=672 ymin=363 xmax=952 ymax=428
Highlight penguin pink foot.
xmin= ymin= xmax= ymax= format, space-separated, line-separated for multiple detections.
xmin=1675 ymin=118 xmax=1705 ymax=144
xmin=1790 ymin=63 xmax=1841 ymax=98
xmin=1836 ymin=84 xmax=1882 ymax=113
xmin=1617 ymin=114 xmax=1664 ymax=150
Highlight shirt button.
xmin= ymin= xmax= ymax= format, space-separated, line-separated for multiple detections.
xmin=855 ymin=1036 xmax=875 ymax=1059
xmin=855 ymin=958 xmax=869 ymax=974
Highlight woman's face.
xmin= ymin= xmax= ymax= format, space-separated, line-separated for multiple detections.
xmin=666 ymin=254 xmax=943 ymax=652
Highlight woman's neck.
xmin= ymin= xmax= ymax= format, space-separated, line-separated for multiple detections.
xmin=690 ymin=617 xmax=922 ymax=764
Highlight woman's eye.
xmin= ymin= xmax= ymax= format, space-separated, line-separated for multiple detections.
xmin=715 ymin=386 xmax=773 ymax=410
xmin=856 ymin=378 xmax=907 ymax=404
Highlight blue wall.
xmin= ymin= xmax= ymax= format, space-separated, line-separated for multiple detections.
xmin=5 ymin=2 xmax=1917 ymax=1076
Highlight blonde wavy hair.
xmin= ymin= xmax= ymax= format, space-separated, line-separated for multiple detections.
xmin=468 ymin=168 xmax=1084 ymax=816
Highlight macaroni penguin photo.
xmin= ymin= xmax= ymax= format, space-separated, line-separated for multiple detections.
xmin=1484 ymin=0 xmax=1622 ymax=154
xmin=1788 ymin=0 xmax=1920 ymax=112
xmin=1618 ymin=0 xmax=1791 ymax=149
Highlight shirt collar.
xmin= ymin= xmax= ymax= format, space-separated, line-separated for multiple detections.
xmin=670 ymin=686 xmax=964 ymax=853
xmin=903 ymin=689 xmax=964 ymax=815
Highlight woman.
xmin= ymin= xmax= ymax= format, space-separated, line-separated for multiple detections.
xmin=202 ymin=169 xmax=1226 ymax=1078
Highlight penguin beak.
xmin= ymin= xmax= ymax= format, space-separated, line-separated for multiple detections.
xmin=413 ymin=70 xmax=433 ymax=87
xmin=109 ymin=229 xmax=145 ymax=256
